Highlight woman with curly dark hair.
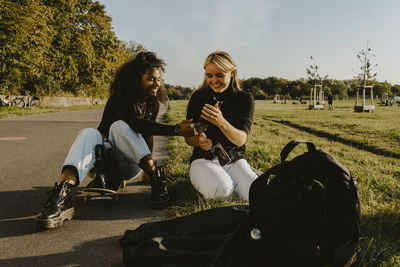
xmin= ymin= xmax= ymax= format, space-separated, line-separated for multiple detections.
xmin=35 ymin=52 xmax=199 ymax=230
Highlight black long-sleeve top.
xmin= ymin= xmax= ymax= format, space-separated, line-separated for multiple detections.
xmin=186 ymin=86 xmax=254 ymax=163
xmin=97 ymin=94 xmax=176 ymax=151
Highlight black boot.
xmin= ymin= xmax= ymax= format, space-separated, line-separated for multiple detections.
xmin=89 ymin=144 xmax=107 ymax=188
xmin=149 ymin=165 xmax=170 ymax=209
xmin=34 ymin=180 xmax=74 ymax=229
xmin=87 ymin=144 xmax=122 ymax=190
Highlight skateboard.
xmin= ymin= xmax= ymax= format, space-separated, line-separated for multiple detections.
xmin=82 ymin=168 xmax=143 ymax=204
xmin=82 ymin=178 xmax=126 ymax=204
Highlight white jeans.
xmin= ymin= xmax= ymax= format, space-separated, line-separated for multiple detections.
xmin=63 ymin=120 xmax=149 ymax=184
xmin=189 ymin=158 xmax=258 ymax=201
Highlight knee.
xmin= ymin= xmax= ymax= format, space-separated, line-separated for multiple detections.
xmin=109 ymin=120 xmax=130 ymax=138
xmin=190 ymin=170 xmax=233 ymax=199
xmin=212 ymin=182 xmax=234 ymax=199
xmin=78 ymin=128 xmax=102 ymax=141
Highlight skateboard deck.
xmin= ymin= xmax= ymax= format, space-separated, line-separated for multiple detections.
xmin=83 ymin=179 xmax=126 ymax=204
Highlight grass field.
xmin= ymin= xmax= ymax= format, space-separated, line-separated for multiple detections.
xmin=164 ymin=99 xmax=400 ymax=266
xmin=0 ymin=104 xmax=104 ymax=119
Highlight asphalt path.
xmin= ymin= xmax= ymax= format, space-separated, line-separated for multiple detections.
xmin=0 ymin=107 xmax=169 ymax=266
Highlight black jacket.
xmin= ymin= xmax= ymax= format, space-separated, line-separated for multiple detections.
xmin=98 ymin=94 xmax=176 ymax=151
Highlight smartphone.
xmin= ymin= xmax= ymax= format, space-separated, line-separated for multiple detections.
xmin=211 ymin=143 xmax=231 ymax=166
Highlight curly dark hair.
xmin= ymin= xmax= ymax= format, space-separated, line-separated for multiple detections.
xmin=110 ymin=51 xmax=168 ymax=102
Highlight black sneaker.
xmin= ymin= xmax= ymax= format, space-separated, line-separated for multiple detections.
xmin=149 ymin=165 xmax=170 ymax=209
xmin=34 ymin=180 xmax=74 ymax=229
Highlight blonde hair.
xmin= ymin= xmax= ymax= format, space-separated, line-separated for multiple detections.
xmin=198 ymin=51 xmax=241 ymax=92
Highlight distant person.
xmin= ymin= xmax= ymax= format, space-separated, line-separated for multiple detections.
xmin=35 ymin=52 xmax=200 ymax=230
xmin=328 ymin=92 xmax=334 ymax=110
xmin=184 ymin=51 xmax=258 ymax=201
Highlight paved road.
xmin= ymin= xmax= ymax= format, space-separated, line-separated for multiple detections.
xmin=0 ymin=105 xmax=169 ymax=266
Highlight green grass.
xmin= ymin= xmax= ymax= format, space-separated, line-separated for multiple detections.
xmin=164 ymin=99 xmax=400 ymax=266
xmin=0 ymin=105 xmax=104 ymax=119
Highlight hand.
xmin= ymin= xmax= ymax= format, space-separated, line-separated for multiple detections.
xmin=198 ymin=132 xmax=212 ymax=151
xmin=201 ymin=103 xmax=225 ymax=127
xmin=178 ymin=119 xmax=210 ymax=136
xmin=178 ymin=119 xmax=197 ymax=137
xmin=195 ymin=121 xmax=208 ymax=133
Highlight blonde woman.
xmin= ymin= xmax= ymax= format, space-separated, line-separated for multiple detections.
xmin=185 ymin=51 xmax=258 ymax=201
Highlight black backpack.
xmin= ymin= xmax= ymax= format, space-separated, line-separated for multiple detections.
xmin=213 ymin=139 xmax=361 ymax=267
xmin=121 ymin=139 xmax=361 ymax=267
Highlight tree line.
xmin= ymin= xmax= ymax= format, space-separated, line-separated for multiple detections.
xmin=242 ymin=77 xmax=400 ymax=100
xmin=167 ymin=78 xmax=400 ymax=101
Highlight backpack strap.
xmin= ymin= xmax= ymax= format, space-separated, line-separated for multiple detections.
xmin=280 ymin=139 xmax=316 ymax=162
xmin=248 ymin=163 xmax=285 ymax=209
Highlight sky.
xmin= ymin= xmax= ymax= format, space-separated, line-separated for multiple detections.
xmin=97 ymin=0 xmax=400 ymax=88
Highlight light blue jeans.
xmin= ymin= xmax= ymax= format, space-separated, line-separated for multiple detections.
xmin=63 ymin=120 xmax=148 ymax=184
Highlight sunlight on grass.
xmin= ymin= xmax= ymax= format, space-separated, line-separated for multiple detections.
xmin=165 ymin=99 xmax=400 ymax=266
xmin=0 ymin=105 xmax=104 ymax=119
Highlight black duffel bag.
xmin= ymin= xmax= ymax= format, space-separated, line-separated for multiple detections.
xmin=120 ymin=205 xmax=249 ymax=266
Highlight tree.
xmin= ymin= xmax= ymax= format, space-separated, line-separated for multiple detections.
xmin=0 ymin=0 xmax=142 ymax=97
xmin=391 ymin=84 xmax=400 ymax=96
xmin=353 ymin=41 xmax=377 ymax=86
xmin=165 ymin=84 xmax=193 ymax=99
xmin=0 ymin=0 xmax=55 ymax=95
xmin=251 ymin=86 xmax=266 ymax=100
xmin=325 ymin=80 xmax=350 ymax=100
xmin=44 ymin=0 xmax=122 ymax=97
xmin=306 ymin=56 xmax=328 ymax=88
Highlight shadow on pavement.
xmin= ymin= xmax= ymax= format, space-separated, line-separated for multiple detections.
xmin=0 ymin=184 xmax=162 ymax=239
xmin=0 ymin=236 xmax=125 ymax=266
